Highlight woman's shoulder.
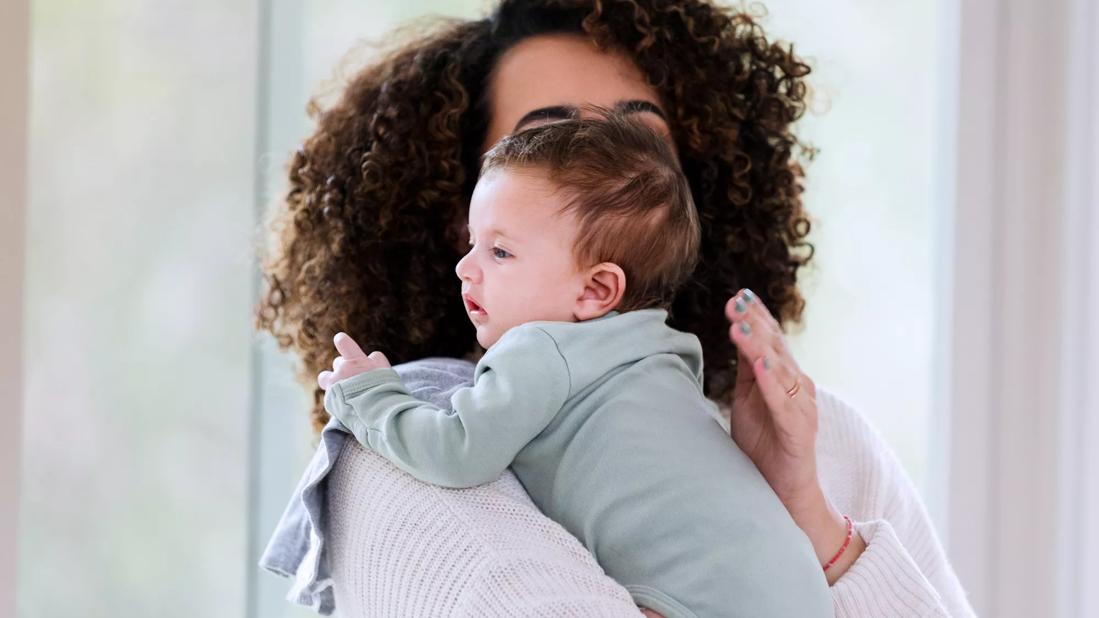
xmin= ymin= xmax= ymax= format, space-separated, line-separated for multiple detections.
xmin=327 ymin=440 xmax=640 ymax=615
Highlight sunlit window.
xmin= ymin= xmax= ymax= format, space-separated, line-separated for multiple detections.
xmin=21 ymin=1 xmax=258 ymax=615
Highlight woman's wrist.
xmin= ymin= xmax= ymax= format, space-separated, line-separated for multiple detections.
xmin=786 ymin=485 xmax=866 ymax=585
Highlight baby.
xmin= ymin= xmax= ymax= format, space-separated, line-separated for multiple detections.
xmin=318 ymin=113 xmax=831 ymax=617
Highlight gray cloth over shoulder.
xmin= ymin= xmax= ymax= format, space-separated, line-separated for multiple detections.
xmin=257 ymin=358 xmax=476 ymax=615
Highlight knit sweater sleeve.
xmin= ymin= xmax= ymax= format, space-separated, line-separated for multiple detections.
xmin=813 ymin=387 xmax=977 ymax=618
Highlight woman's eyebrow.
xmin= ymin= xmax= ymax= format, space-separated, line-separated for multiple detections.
xmin=616 ymin=99 xmax=667 ymax=120
xmin=513 ymin=106 xmax=576 ymax=131
xmin=512 ymin=99 xmax=667 ymax=132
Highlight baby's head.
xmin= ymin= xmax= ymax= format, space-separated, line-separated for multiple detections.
xmin=456 ymin=110 xmax=700 ymax=349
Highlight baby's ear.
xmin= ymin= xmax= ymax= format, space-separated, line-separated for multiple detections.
xmin=574 ymin=262 xmax=626 ymax=321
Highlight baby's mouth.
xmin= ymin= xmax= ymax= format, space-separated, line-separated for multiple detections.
xmin=463 ymin=294 xmax=487 ymax=317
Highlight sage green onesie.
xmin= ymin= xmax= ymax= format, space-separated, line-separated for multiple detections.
xmin=324 ymin=308 xmax=832 ymax=617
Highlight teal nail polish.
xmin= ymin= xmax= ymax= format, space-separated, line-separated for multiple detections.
xmin=734 ymin=298 xmax=747 ymax=314
xmin=763 ymin=356 xmax=771 ymax=370
xmin=743 ymin=289 xmax=756 ymax=303
xmin=739 ymin=322 xmax=751 ymax=335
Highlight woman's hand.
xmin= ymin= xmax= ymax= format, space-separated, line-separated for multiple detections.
xmin=724 ymin=289 xmax=819 ymax=509
xmin=316 ymin=332 xmax=391 ymax=392
xmin=725 ymin=289 xmax=864 ymax=583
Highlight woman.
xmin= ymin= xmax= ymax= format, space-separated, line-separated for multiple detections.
xmin=257 ymin=0 xmax=975 ymax=615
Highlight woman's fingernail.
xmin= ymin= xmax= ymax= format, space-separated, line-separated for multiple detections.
xmin=763 ymin=355 xmax=771 ymax=370
xmin=743 ymin=289 xmax=756 ymax=303
xmin=734 ymin=298 xmax=747 ymax=314
xmin=739 ymin=322 xmax=751 ymax=335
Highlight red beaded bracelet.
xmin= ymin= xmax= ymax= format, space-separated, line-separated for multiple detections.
xmin=822 ymin=515 xmax=854 ymax=572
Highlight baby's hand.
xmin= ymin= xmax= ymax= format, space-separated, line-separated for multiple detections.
xmin=316 ymin=332 xmax=391 ymax=391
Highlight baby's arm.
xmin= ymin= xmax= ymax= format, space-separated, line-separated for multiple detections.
xmin=321 ymin=326 xmax=571 ymax=488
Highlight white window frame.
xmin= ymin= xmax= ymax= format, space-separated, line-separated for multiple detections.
xmin=1057 ymin=0 xmax=1099 ymax=616
xmin=1 ymin=0 xmax=29 ymax=616
xmin=247 ymin=0 xmax=316 ymax=617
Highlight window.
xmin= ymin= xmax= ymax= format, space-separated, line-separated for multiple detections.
xmin=20 ymin=1 xmax=260 ymax=615
xmin=759 ymin=0 xmax=956 ymax=521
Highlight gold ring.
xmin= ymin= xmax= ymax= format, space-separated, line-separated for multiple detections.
xmin=786 ymin=376 xmax=802 ymax=400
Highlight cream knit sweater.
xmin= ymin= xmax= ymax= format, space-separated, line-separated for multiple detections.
xmin=325 ymin=386 xmax=976 ymax=617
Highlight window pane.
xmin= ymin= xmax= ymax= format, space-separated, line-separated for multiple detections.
xmin=20 ymin=1 xmax=258 ymax=615
xmin=759 ymin=0 xmax=954 ymax=508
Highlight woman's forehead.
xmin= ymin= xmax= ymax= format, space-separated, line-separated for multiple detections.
xmin=483 ymin=34 xmax=670 ymax=149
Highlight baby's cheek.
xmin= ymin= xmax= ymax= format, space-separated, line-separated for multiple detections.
xmin=508 ymin=282 xmax=569 ymax=323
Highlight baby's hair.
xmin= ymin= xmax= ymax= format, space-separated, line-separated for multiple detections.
xmin=480 ymin=110 xmax=701 ymax=312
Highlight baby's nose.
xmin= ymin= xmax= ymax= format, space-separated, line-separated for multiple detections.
xmin=455 ymin=252 xmax=477 ymax=282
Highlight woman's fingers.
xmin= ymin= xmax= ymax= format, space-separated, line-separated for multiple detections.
xmin=733 ymin=348 xmax=756 ymax=394
xmin=737 ymin=290 xmax=782 ymax=344
xmin=728 ymin=292 xmax=773 ymax=391
xmin=728 ymin=305 xmax=776 ymax=363
xmin=727 ymin=288 xmax=812 ymax=414
xmin=728 ymin=288 xmax=797 ymax=368
xmin=725 ymin=294 xmax=747 ymax=322
xmin=744 ymin=289 xmax=781 ymax=331
xmin=728 ymin=291 xmax=806 ymax=421
xmin=752 ymin=354 xmax=801 ymax=414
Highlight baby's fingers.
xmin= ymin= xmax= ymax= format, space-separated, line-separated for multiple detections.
xmin=367 ymin=351 xmax=392 ymax=368
xmin=317 ymin=370 xmax=335 ymax=392
xmin=333 ymin=332 xmax=368 ymax=360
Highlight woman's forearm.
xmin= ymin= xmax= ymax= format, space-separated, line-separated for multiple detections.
xmin=785 ymin=485 xmax=866 ymax=586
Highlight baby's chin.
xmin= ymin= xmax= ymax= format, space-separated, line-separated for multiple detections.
xmin=474 ymin=325 xmax=499 ymax=350
xmin=476 ymin=319 xmax=525 ymax=350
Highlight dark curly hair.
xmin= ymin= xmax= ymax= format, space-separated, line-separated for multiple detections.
xmin=256 ymin=0 xmax=815 ymax=433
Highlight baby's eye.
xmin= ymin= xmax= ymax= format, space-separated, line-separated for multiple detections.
xmin=492 ymin=247 xmax=511 ymax=259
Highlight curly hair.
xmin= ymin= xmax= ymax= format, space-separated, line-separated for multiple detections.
xmin=256 ymin=0 xmax=815 ymax=434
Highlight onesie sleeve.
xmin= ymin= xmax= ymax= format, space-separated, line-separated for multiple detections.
xmin=323 ymin=325 xmax=571 ymax=489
